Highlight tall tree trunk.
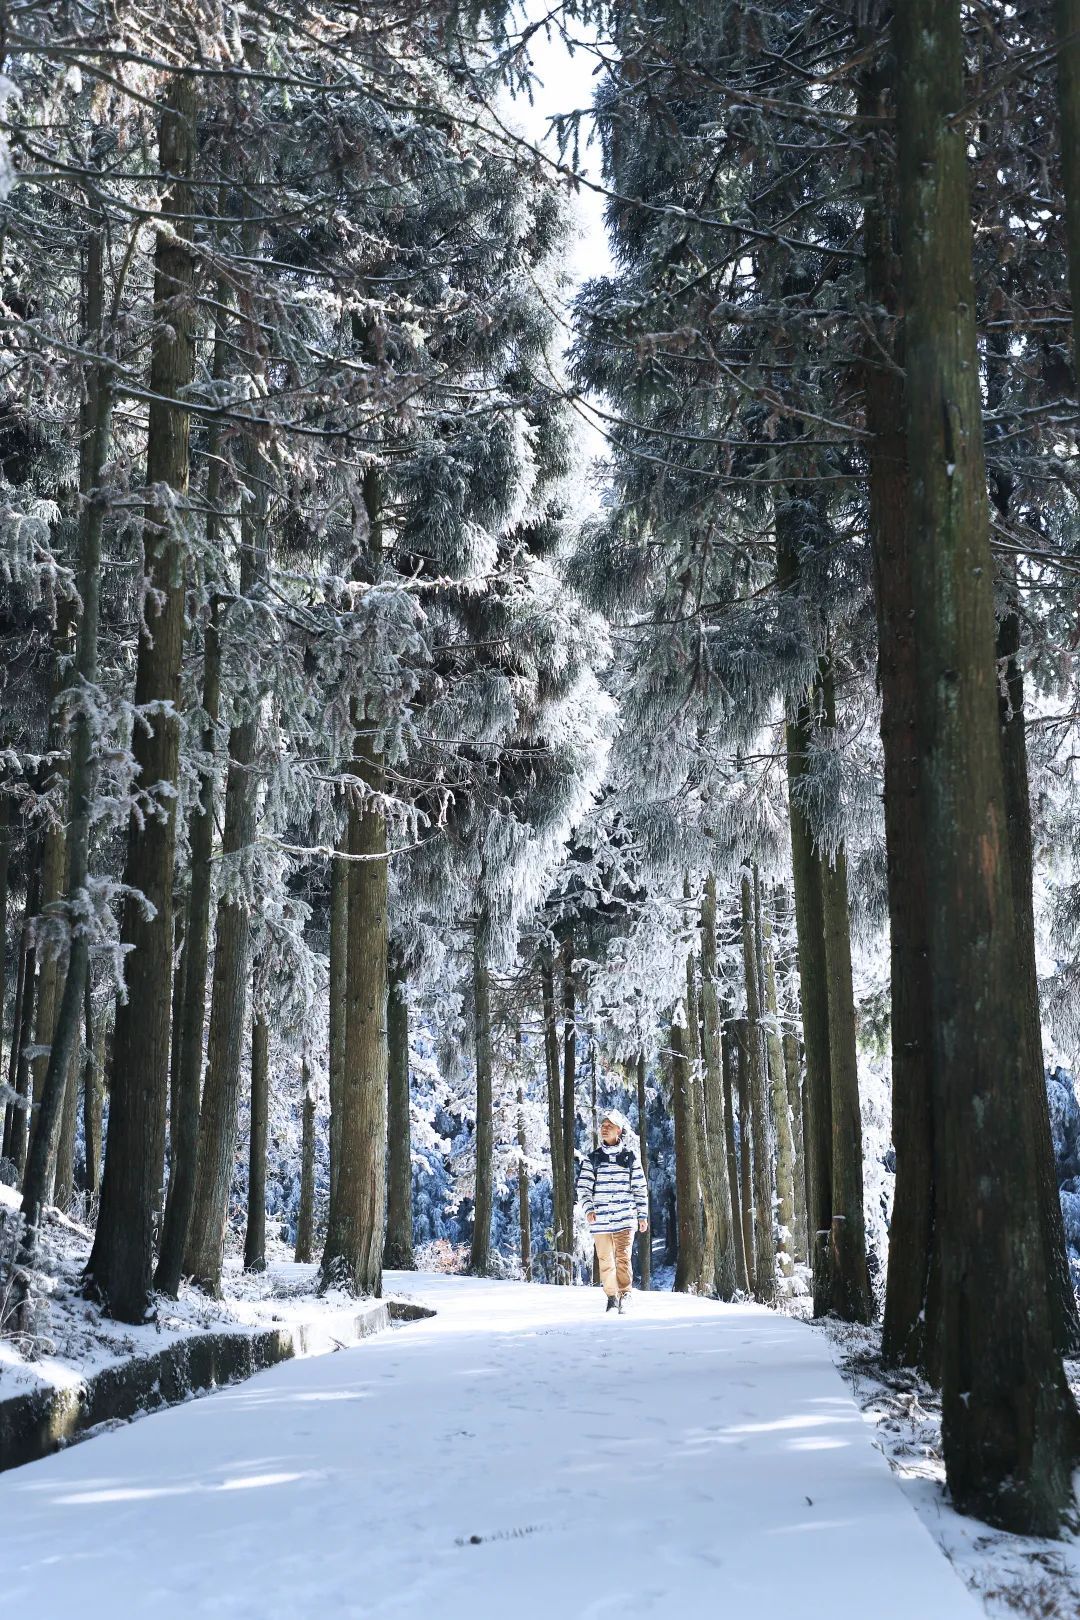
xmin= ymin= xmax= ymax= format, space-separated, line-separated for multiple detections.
xmin=53 ymin=1035 xmax=80 ymax=1209
xmin=636 ymin=1050 xmax=651 ymax=1291
xmin=156 ymin=271 xmax=229 ymax=1295
xmin=699 ymin=875 xmax=738 ymax=1298
xmin=670 ymin=1012 xmax=704 ymax=1292
xmin=0 ymin=788 xmax=10 ymax=1114
xmin=517 ymin=1082 xmax=532 ymax=1282
xmin=663 ymin=1186 xmax=678 ymax=1267
xmin=3 ymin=877 xmax=30 ymax=1162
xmin=741 ymin=871 xmax=775 ymax=1305
xmin=328 ymin=821 xmax=347 ymax=1212
xmin=733 ymin=1019 xmax=755 ymax=1285
xmin=995 ymin=568 xmax=1080 ymax=1355
xmin=682 ymin=944 xmax=710 ymax=1295
xmin=87 ymin=75 xmax=197 ymax=1322
xmin=761 ymin=891 xmax=795 ymax=1279
xmin=819 ymin=836 xmax=872 ymax=1323
xmin=895 ymin=0 xmax=1079 ymax=1532
xmin=1057 ymin=0 xmax=1080 ymax=372
xmin=859 ymin=26 xmax=939 ymax=1370
xmin=179 ymin=240 xmax=268 ymax=1292
xmin=183 ymin=466 xmax=266 ymax=1295
xmin=561 ymin=936 xmax=576 ymax=1199
xmin=321 ymin=470 xmax=389 ymax=1298
xmin=155 ymin=596 xmax=222 ymax=1296
xmin=777 ymin=507 xmax=833 ymax=1314
xmin=294 ymin=1063 xmax=316 ymax=1265
xmin=720 ymin=1015 xmax=750 ymax=1292
xmin=774 ymin=884 xmax=808 ymax=1264
xmin=83 ymin=988 xmax=105 ymax=1204
xmin=985 ymin=316 xmax=1080 ymax=1359
xmin=383 ymin=952 xmax=414 ymax=1271
xmin=244 ymin=999 xmax=269 ymax=1273
xmin=469 ymin=928 xmax=494 ymax=1276
xmin=540 ymin=949 xmax=570 ymax=1284
xmin=27 ymin=600 xmax=75 ymax=1199
xmin=682 ymin=919 xmax=713 ymax=1294
xmin=22 ymin=219 xmax=111 ymax=1240
xmin=818 ymin=667 xmax=873 ymax=1325
xmin=6 ymin=859 xmax=39 ymax=1174
xmin=167 ymin=914 xmax=187 ymax=1184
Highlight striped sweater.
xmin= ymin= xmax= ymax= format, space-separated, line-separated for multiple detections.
xmin=576 ymin=1142 xmax=649 ymax=1234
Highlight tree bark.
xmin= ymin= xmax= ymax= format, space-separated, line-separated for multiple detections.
xmin=3 ymin=866 xmax=28 ymax=1163
xmin=761 ymin=891 xmax=795 ymax=1279
xmin=328 ymin=819 xmax=347 ymax=1212
xmin=469 ymin=928 xmax=494 ymax=1275
xmin=733 ymin=1019 xmax=755 ymax=1285
xmin=561 ymin=936 xmax=576 ymax=1199
xmin=517 ymin=1082 xmax=532 ymax=1282
xmin=636 ymin=1050 xmax=651 ymax=1291
xmin=167 ymin=915 xmax=187 ymax=1186
xmin=26 ymin=601 xmax=75 ymax=1199
xmin=1057 ymin=0 xmax=1080 ymax=372
xmin=294 ymin=1063 xmax=316 ymax=1265
xmin=777 ymin=509 xmax=833 ymax=1313
xmin=817 ymin=667 xmax=873 ymax=1325
xmin=741 ymin=871 xmax=775 ymax=1305
xmin=670 ymin=1012 xmax=704 ymax=1292
xmin=183 ymin=479 xmax=265 ymax=1294
xmin=83 ymin=989 xmax=105 ymax=1204
xmin=774 ymin=883 xmax=808 ymax=1264
xmin=682 ymin=946 xmax=710 ymax=1294
xmin=858 ymin=24 xmax=939 ymax=1370
xmin=155 ymin=596 xmax=222 ymax=1296
xmin=0 ymin=788 xmax=10 ymax=1126
xmin=699 ymin=875 xmax=738 ymax=1298
xmin=244 ymin=1000 xmax=269 ymax=1273
xmin=53 ymin=1035 xmax=80 ymax=1210
xmin=320 ymin=470 xmax=389 ymax=1298
xmin=995 ymin=568 xmax=1080 ymax=1356
xmin=383 ymin=952 xmax=414 ymax=1271
xmin=720 ymin=1014 xmax=749 ymax=1292
xmin=895 ymin=0 xmax=1079 ymax=1532
xmin=6 ymin=860 xmax=39 ymax=1174
xmin=819 ymin=839 xmax=872 ymax=1323
xmin=155 ymin=259 xmax=231 ymax=1292
xmin=540 ymin=949 xmax=570 ymax=1283
xmin=984 ymin=311 xmax=1080 ymax=1359
xmin=22 ymin=219 xmax=111 ymax=1237
xmin=86 ymin=75 xmax=197 ymax=1322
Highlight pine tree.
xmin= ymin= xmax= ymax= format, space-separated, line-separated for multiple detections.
xmin=86 ymin=72 xmax=198 ymax=1322
xmin=893 ymin=0 xmax=1080 ymax=1533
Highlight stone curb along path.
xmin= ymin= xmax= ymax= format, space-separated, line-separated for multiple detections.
xmin=0 ymin=1296 xmax=434 ymax=1474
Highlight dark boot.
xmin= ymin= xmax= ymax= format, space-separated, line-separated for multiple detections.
xmin=605 ymin=1295 xmax=617 ymax=1313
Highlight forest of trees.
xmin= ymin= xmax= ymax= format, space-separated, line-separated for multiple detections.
xmin=2 ymin=0 xmax=1080 ymax=1543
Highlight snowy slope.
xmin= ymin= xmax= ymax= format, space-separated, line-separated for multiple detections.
xmin=0 ymin=1183 xmax=384 ymax=1402
xmin=0 ymin=1274 xmax=983 ymax=1619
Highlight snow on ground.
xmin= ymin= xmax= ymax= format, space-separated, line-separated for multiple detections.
xmin=0 ymin=1183 xmax=371 ymax=1401
xmin=0 ymin=1272 xmax=985 ymax=1620
xmin=821 ymin=1319 xmax=1080 ymax=1619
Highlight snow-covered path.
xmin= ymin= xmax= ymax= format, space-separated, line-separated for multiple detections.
xmin=1 ymin=1274 xmax=982 ymax=1619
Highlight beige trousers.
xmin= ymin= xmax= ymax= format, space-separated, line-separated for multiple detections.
xmin=593 ymin=1227 xmax=633 ymax=1297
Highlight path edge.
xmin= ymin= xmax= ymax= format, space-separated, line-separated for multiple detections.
xmin=0 ymin=1296 xmax=428 ymax=1474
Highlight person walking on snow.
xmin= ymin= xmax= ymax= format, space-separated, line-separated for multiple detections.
xmin=576 ymin=1108 xmax=649 ymax=1313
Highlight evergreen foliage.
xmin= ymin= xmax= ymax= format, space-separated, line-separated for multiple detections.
xmin=1 ymin=0 xmax=1079 ymax=1542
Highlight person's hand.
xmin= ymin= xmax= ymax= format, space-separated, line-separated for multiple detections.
xmin=587 ymin=1211 xmax=597 ymax=1224
xmin=638 ymin=1219 xmax=648 ymax=1234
